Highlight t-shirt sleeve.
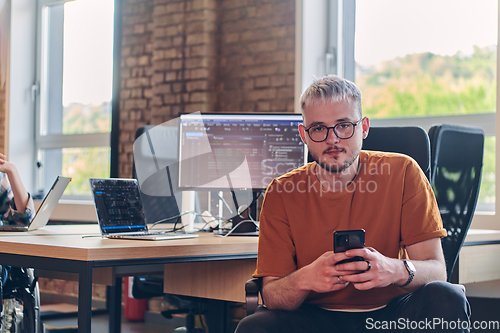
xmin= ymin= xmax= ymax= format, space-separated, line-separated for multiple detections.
xmin=2 ymin=193 xmax=35 ymax=226
xmin=0 ymin=173 xmax=35 ymax=226
xmin=253 ymin=179 xmax=297 ymax=278
xmin=400 ymin=159 xmax=447 ymax=247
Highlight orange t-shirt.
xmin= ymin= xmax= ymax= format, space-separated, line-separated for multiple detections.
xmin=254 ymin=150 xmax=446 ymax=310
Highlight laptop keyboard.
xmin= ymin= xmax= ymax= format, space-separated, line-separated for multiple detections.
xmin=112 ymin=232 xmax=166 ymax=237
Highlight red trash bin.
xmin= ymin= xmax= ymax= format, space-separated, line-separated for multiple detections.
xmin=123 ymin=276 xmax=148 ymax=321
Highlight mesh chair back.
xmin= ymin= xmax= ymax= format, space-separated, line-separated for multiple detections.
xmin=428 ymin=124 xmax=485 ymax=282
xmin=362 ymin=126 xmax=431 ymax=181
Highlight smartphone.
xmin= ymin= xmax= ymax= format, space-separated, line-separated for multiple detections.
xmin=333 ymin=229 xmax=365 ymax=265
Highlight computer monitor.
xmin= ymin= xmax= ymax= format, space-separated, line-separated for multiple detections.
xmin=178 ymin=113 xmax=307 ymax=191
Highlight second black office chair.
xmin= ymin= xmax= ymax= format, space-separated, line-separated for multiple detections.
xmin=428 ymin=124 xmax=485 ymax=283
xmin=362 ymin=126 xmax=431 ymax=181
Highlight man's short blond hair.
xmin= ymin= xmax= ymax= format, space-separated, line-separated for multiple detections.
xmin=300 ymin=75 xmax=362 ymax=117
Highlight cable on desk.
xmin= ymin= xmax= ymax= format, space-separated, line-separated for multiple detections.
xmin=220 ymin=220 xmax=259 ymax=237
xmin=149 ymin=211 xmax=210 ymax=234
xmin=149 ymin=211 xmax=193 ymax=229
xmin=147 ymin=190 xmax=263 ymax=235
xmin=149 ymin=211 xmax=229 ymax=233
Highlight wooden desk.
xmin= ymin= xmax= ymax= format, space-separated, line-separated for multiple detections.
xmin=0 ymin=225 xmax=258 ymax=333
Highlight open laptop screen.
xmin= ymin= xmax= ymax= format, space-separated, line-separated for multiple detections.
xmin=90 ymin=178 xmax=148 ymax=235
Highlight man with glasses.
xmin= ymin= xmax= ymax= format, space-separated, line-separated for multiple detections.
xmin=236 ymin=75 xmax=470 ymax=333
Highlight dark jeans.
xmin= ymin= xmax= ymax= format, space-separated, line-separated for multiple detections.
xmin=235 ymin=281 xmax=471 ymax=333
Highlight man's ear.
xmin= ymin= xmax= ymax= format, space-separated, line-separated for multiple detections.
xmin=361 ymin=117 xmax=370 ymax=139
xmin=298 ymin=123 xmax=308 ymax=144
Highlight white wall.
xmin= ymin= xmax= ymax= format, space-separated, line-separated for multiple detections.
xmin=9 ymin=0 xmax=36 ymax=192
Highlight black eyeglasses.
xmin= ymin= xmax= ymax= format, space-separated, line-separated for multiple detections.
xmin=304 ymin=118 xmax=364 ymax=142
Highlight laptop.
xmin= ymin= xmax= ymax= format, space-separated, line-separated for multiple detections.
xmin=89 ymin=178 xmax=199 ymax=241
xmin=0 ymin=176 xmax=71 ymax=232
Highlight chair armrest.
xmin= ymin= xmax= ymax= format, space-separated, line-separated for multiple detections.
xmin=245 ymin=277 xmax=263 ymax=316
xmin=451 ymin=283 xmax=465 ymax=294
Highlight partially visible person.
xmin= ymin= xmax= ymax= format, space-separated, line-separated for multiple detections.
xmin=0 ymin=153 xmax=35 ymax=226
xmin=0 ymin=153 xmax=35 ymax=285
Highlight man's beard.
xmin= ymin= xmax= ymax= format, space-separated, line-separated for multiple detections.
xmin=311 ymin=148 xmax=359 ymax=173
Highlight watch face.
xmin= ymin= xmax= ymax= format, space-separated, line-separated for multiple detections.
xmin=406 ymin=260 xmax=416 ymax=273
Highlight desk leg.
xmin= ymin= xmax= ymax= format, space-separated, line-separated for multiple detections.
xmin=205 ymin=299 xmax=231 ymax=333
xmin=78 ymin=262 xmax=93 ymax=333
xmin=108 ymin=277 xmax=122 ymax=333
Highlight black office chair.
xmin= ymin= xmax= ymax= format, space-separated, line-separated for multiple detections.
xmin=131 ymin=125 xmax=206 ymax=333
xmin=132 ymin=125 xmax=183 ymax=225
xmin=244 ymin=126 xmax=432 ymax=315
xmin=428 ymin=124 xmax=485 ymax=283
xmin=362 ymin=126 xmax=431 ymax=181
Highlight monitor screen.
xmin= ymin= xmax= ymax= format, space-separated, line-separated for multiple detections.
xmin=178 ymin=113 xmax=307 ymax=190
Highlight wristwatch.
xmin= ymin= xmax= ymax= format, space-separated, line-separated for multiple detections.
xmin=396 ymin=259 xmax=416 ymax=287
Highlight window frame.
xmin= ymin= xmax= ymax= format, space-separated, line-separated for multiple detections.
xmin=35 ymin=0 xmax=111 ymax=199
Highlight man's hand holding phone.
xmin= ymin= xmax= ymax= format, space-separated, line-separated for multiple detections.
xmin=333 ymin=229 xmax=367 ymax=269
xmin=333 ymin=231 xmax=395 ymax=290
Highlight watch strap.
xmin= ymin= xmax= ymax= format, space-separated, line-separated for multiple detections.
xmin=395 ymin=259 xmax=414 ymax=288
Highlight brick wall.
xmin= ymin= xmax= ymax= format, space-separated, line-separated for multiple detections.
xmin=216 ymin=0 xmax=295 ymax=113
xmin=38 ymin=278 xmax=107 ymax=307
xmin=119 ymin=0 xmax=295 ymax=178
xmin=119 ymin=0 xmax=154 ymax=177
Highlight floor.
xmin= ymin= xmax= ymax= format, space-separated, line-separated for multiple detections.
xmin=43 ymin=316 xmax=149 ymax=333
xmin=43 ymin=314 xmax=179 ymax=333
xmin=41 ymin=304 xmax=185 ymax=333
xmin=39 ymin=295 xmax=244 ymax=332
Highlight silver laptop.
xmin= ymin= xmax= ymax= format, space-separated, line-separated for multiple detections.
xmin=0 ymin=176 xmax=71 ymax=232
xmin=89 ymin=178 xmax=198 ymax=241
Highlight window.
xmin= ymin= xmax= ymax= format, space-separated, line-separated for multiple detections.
xmin=354 ymin=0 xmax=497 ymax=212
xmin=36 ymin=0 xmax=113 ymax=199
xmin=298 ymin=0 xmax=499 ymax=228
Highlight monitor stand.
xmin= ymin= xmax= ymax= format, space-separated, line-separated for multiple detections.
xmin=214 ymin=190 xmax=260 ymax=236
xmin=214 ymin=215 xmax=259 ymax=236
xmin=181 ymin=191 xmax=196 ymax=233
